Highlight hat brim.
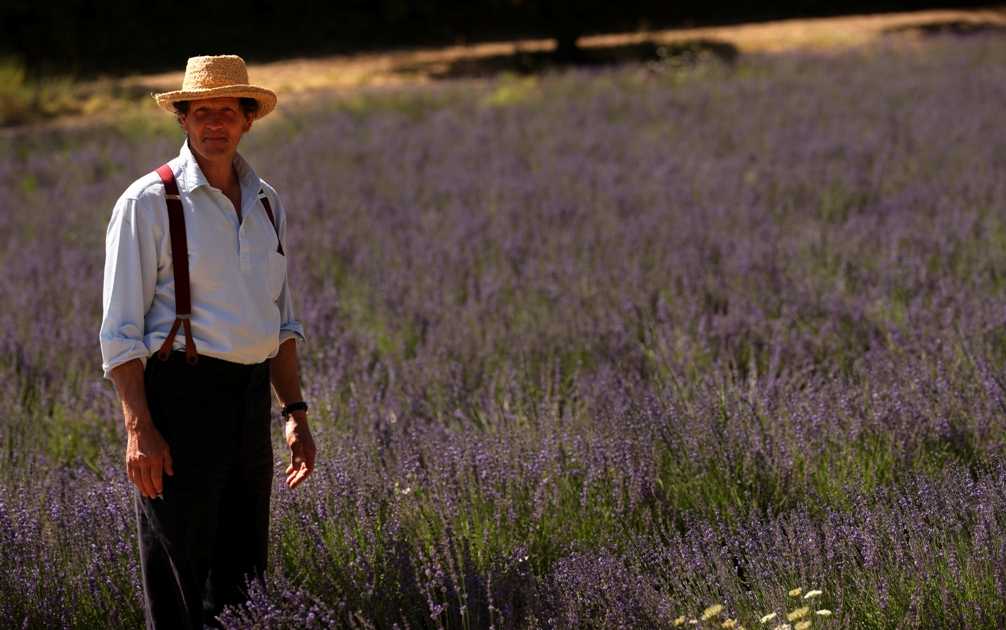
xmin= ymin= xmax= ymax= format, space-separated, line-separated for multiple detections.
xmin=154 ymin=85 xmax=277 ymax=120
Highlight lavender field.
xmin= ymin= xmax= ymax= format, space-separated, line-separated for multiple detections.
xmin=2 ymin=33 xmax=1006 ymax=629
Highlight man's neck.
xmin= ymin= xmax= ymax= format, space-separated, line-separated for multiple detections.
xmin=190 ymin=143 xmax=240 ymax=191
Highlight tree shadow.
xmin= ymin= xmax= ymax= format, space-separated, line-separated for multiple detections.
xmin=882 ymin=20 xmax=1006 ymax=38
xmin=393 ymin=38 xmax=739 ymax=81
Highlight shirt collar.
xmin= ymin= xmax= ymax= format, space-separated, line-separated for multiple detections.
xmin=177 ymin=138 xmax=262 ymax=197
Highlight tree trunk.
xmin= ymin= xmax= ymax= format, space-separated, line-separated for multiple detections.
xmin=553 ymin=30 xmax=582 ymax=61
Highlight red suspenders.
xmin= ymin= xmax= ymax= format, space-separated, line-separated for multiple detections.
xmin=153 ymin=163 xmax=283 ymax=365
xmin=260 ymin=193 xmax=283 ymax=256
xmin=155 ymin=164 xmax=198 ymax=364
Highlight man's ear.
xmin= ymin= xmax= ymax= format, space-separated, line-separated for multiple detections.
xmin=243 ymin=115 xmax=254 ymax=132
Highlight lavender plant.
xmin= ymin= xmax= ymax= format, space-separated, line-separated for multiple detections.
xmin=1 ymin=32 xmax=1005 ymax=629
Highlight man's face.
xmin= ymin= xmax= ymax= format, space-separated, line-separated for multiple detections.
xmin=178 ymin=97 xmax=253 ymax=161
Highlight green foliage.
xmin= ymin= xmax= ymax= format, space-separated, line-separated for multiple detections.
xmin=0 ymin=57 xmax=87 ymax=126
xmin=0 ymin=57 xmax=32 ymax=125
xmin=482 ymin=74 xmax=540 ymax=108
xmin=43 ymin=405 xmax=118 ymax=472
xmin=337 ymin=88 xmax=462 ymax=122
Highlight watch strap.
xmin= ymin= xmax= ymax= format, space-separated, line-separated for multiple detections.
xmin=281 ymin=401 xmax=309 ymax=418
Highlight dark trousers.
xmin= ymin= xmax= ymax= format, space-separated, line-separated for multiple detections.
xmin=135 ymin=351 xmax=274 ymax=630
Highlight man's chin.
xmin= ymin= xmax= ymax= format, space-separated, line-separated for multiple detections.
xmin=195 ymin=142 xmax=234 ymax=158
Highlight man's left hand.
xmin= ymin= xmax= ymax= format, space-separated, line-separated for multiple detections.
xmin=284 ymin=413 xmax=316 ymax=489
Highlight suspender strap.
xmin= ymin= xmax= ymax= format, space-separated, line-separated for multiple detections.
xmin=154 ymin=164 xmax=198 ymax=365
xmin=259 ymin=191 xmax=284 ymax=256
xmin=149 ymin=170 xmax=280 ymax=366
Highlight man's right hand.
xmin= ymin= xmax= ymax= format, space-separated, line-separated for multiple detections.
xmin=126 ymin=422 xmax=174 ymax=499
xmin=110 ymin=359 xmax=174 ymax=499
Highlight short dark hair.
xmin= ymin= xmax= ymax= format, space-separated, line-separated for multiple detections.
xmin=173 ymin=97 xmax=259 ymax=117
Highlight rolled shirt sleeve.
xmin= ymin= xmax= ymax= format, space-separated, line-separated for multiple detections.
xmin=99 ymin=193 xmax=158 ymax=379
xmin=272 ymin=191 xmax=307 ymax=349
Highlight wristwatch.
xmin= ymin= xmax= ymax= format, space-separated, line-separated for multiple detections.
xmin=281 ymin=401 xmax=309 ymax=419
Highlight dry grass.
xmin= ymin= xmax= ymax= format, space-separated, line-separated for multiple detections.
xmin=127 ymin=8 xmax=1006 ymax=92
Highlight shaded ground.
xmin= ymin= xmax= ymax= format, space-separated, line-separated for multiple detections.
xmin=393 ymin=39 xmax=741 ymax=80
xmin=3 ymin=6 xmax=1005 ymax=131
xmin=116 ymin=7 xmax=1006 ymax=91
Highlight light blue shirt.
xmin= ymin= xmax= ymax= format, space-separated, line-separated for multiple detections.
xmin=99 ymin=140 xmax=306 ymax=379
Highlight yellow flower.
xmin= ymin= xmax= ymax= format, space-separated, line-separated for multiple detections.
xmin=803 ymin=590 xmax=823 ymax=599
xmin=787 ymin=607 xmax=810 ymax=622
xmin=722 ymin=619 xmax=737 ymax=628
xmin=795 ymin=622 xmax=812 ymax=630
xmin=701 ymin=604 xmax=725 ymax=621
xmin=771 ymin=624 xmax=792 ymax=630
xmin=815 ymin=610 xmax=832 ymax=617
xmin=788 ymin=587 xmax=802 ymax=597
xmin=760 ymin=612 xmax=778 ymax=623
xmin=674 ymin=616 xmax=686 ymax=627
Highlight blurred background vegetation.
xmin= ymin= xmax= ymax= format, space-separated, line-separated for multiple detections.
xmin=0 ymin=1 xmax=992 ymax=77
xmin=0 ymin=1 xmax=1001 ymax=128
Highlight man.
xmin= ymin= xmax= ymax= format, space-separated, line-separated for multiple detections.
xmin=98 ymin=54 xmax=317 ymax=629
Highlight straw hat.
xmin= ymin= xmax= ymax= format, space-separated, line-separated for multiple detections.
xmin=153 ymin=55 xmax=277 ymax=119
